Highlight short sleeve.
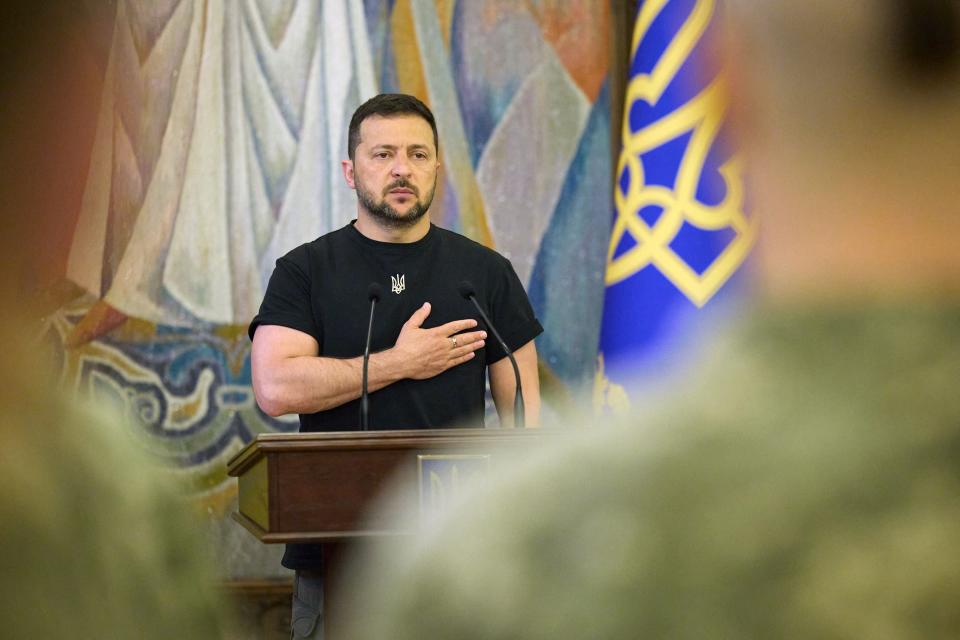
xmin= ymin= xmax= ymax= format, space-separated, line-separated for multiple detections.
xmin=248 ymin=252 xmax=321 ymax=343
xmin=485 ymin=256 xmax=543 ymax=363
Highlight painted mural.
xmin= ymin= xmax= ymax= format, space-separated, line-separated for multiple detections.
xmin=45 ymin=0 xmax=612 ymax=567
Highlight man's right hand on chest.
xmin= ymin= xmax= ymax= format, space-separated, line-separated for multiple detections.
xmin=389 ymin=302 xmax=486 ymax=380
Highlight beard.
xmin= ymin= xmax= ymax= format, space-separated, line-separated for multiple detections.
xmin=355 ymin=176 xmax=437 ymax=229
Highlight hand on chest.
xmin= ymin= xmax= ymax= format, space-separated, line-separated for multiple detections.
xmin=318 ymin=260 xmax=486 ymax=356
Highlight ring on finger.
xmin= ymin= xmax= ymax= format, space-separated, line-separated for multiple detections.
xmin=450 ymin=336 xmax=458 ymax=348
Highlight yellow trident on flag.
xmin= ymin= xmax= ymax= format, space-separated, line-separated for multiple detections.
xmin=606 ymin=0 xmax=756 ymax=307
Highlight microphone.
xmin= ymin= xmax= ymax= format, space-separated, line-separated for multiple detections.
xmin=457 ymin=280 xmax=524 ymax=428
xmin=361 ymin=282 xmax=382 ymax=430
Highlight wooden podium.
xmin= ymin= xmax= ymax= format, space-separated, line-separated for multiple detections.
xmin=227 ymin=427 xmax=560 ymax=637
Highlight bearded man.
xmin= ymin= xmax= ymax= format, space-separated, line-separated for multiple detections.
xmin=248 ymin=93 xmax=542 ymax=639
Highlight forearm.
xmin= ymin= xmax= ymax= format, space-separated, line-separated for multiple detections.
xmin=254 ymin=349 xmax=410 ymax=416
xmin=251 ymin=308 xmax=485 ymax=417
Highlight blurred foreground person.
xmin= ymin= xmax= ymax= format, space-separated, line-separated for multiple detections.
xmin=344 ymin=1 xmax=960 ymax=638
xmin=0 ymin=4 xmax=229 ymax=639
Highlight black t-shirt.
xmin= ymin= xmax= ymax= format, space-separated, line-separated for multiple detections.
xmin=249 ymin=222 xmax=543 ymax=431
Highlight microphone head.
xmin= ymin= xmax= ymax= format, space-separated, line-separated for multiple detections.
xmin=457 ymin=280 xmax=476 ymax=299
xmin=367 ymin=282 xmax=382 ymax=302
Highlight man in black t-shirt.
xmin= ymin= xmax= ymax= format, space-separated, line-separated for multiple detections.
xmin=248 ymin=93 xmax=542 ymax=639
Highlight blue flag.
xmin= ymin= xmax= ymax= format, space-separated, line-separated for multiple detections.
xmin=596 ymin=0 xmax=755 ymax=412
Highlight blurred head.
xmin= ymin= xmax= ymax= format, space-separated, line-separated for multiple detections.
xmin=726 ymin=0 xmax=960 ymax=183
xmin=723 ymin=0 xmax=960 ymax=297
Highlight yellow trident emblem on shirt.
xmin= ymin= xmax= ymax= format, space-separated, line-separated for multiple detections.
xmin=606 ymin=0 xmax=756 ymax=307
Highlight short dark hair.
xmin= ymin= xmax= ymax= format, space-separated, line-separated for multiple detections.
xmin=890 ymin=0 xmax=960 ymax=83
xmin=347 ymin=94 xmax=438 ymax=160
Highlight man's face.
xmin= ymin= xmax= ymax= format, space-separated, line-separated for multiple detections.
xmin=345 ymin=115 xmax=439 ymax=229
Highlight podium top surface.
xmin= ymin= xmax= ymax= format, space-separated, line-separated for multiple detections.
xmin=226 ymin=427 xmax=565 ymax=477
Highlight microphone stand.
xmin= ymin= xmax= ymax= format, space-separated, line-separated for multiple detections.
xmin=361 ymin=284 xmax=381 ymax=430
xmin=463 ymin=293 xmax=524 ymax=428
